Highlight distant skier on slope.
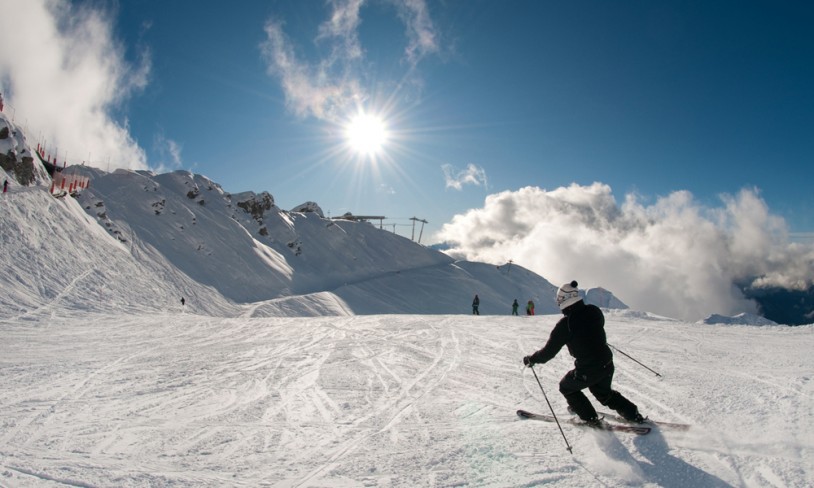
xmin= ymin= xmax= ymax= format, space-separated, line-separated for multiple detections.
xmin=522 ymin=280 xmax=645 ymax=427
xmin=512 ymin=298 xmax=519 ymax=316
xmin=526 ymin=300 xmax=534 ymax=315
xmin=472 ymin=294 xmax=480 ymax=315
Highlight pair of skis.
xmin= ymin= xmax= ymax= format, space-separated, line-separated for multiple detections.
xmin=517 ymin=409 xmax=690 ymax=435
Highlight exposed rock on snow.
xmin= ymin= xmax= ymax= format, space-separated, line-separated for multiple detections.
xmin=0 ymin=112 xmax=46 ymax=185
xmin=236 ymin=191 xmax=275 ymax=221
xmin=291 ymin=201 xmax=324 ymax=218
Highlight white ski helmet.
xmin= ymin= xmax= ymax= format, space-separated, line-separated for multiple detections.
xmin=556 ymin=280 xmax=582 ymax=310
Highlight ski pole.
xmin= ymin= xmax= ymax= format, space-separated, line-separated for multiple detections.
xmin=608 ymin=344 xmax=662 ymax=377
xmin=529 ymin=365 xmax=572 ymax=453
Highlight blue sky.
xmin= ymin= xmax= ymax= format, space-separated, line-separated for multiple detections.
xmin=118 ymin=0 xmax=814 ymax=240
xmin=2 ymin=0 xmax=813 ymax=250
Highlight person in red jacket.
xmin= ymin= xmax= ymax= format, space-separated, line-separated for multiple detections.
xmin=523 ymin=281 xmax=645 ymax=426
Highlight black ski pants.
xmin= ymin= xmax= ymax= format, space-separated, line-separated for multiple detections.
xmin=558 ymin=361 xmax=638 ymax=421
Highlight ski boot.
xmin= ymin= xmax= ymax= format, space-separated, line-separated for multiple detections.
xmin=628 ymin=412 xmax=648 ymax=424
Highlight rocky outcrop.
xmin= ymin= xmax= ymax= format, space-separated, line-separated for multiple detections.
xmin=236 ymin=192 xmax=274 ymax=221
xmin=0 ymin=152 xmax=37 ymax=185
xmin=291 ymin=201 xmax=324 ymax=218
xmin=0 ymin=113 xmax=44 ymax=185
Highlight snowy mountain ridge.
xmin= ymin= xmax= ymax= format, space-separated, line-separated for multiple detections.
xmin=69 ymin=165 xmax=568 ymax=316
xmin=698 ymin=312 xmax=779 ymax=326
xmin=2 ymin=109 xmax=578 ymax=319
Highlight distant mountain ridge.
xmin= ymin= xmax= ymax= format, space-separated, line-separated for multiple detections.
xmin=698 ymin=313 xmax=779 ymax=326
xmin=66 ymin=167 xmax=564 ymax=315
xmin=585 ymin=287 xmax=628 ymax=310
xmin=741 ymin=285 xmax=814 ymax=326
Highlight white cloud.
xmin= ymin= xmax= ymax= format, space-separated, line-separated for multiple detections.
xmin=152 ymin=133 xmax=183 ymax=173
xmin=442 ymin=163 xmax=488 ymax=191
xmin=392 ymin=0 xmax=440 ymax=66
xmin=0 ymin=0 xmax=150 ymax=171
xmin=436 ymin=183 xmax=814 ymax=321
xmin=260 ymin=0 xmax=439 ymax=122
xmin=317 ymin=0 xmax=365 ymax=61
xmin=261 ymin=19 xmax=363 ymax=122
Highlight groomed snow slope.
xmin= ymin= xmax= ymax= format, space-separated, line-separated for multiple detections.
xmin=0 ymin=311 xmax=812 ymax=487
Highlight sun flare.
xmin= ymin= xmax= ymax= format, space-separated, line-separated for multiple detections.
xmin=345 ymin=112 xmax=389 ymax=157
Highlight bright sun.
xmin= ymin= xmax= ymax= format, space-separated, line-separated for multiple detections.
xmin=345 ymin=112 xmax=389 ymax=157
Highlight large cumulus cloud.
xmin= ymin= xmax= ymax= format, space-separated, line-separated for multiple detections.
xmin=437 ymin=183 xmax=814 ymax=321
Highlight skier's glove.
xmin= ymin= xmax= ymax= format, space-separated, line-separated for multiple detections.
xmin=523 ymin=356 xmax=534 ymax=367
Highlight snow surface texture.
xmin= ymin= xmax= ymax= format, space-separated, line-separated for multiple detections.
xmin=1 ymin=311 xmax=812 ymax=487
xmin=2 ymin=181 xmax=813 ymax=488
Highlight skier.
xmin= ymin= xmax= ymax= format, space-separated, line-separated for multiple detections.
xmin=3 ymin=179 xmax=8 ymax=193
xmin=181 ymin=296 xmax=185 ymax=307
xmin=522 ymin=281 xmax=645 ymax=427
xmin=526 ymin=300 xmax=534 ymax=315
xmin=472 ymin=294 xmax=480 ymax=315
xmin=512 ymin=299 xmax=519 ymax=316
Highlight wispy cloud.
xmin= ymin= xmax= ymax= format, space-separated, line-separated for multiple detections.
xmin=442 ymin=163 xmax=488 ymax=191
xmin=437 ymin=183 xmax=814 ymax=321
xmin=317 ymin=0 xmax=365 ymax=61
xmin=152 ymin=133 xmax=183 ymax=173
xmin=260 ymin=0 xmax=440 ymax=122
xmin=261 ymin=18 xmax=363 ymax=122
xmin=393 ymin=0 xmax=440 ymax=66
xmin=0 ymin=0 xmax=150 ymax=171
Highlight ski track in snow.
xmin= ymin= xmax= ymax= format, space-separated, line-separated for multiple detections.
xmin=1 ymin=312 xmax=813 ymax=487
xmin=2 ymin=269 xmax=95 ymax=325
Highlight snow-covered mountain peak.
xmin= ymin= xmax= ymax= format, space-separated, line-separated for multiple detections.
xmin=698 ymin=312 xmax=780 ymax=326
xmin=3 ymin=137 xmax=562 ymax=316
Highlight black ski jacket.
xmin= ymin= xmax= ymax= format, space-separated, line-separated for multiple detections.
xmin=529 ymin=301 xmax=612 ymax=370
